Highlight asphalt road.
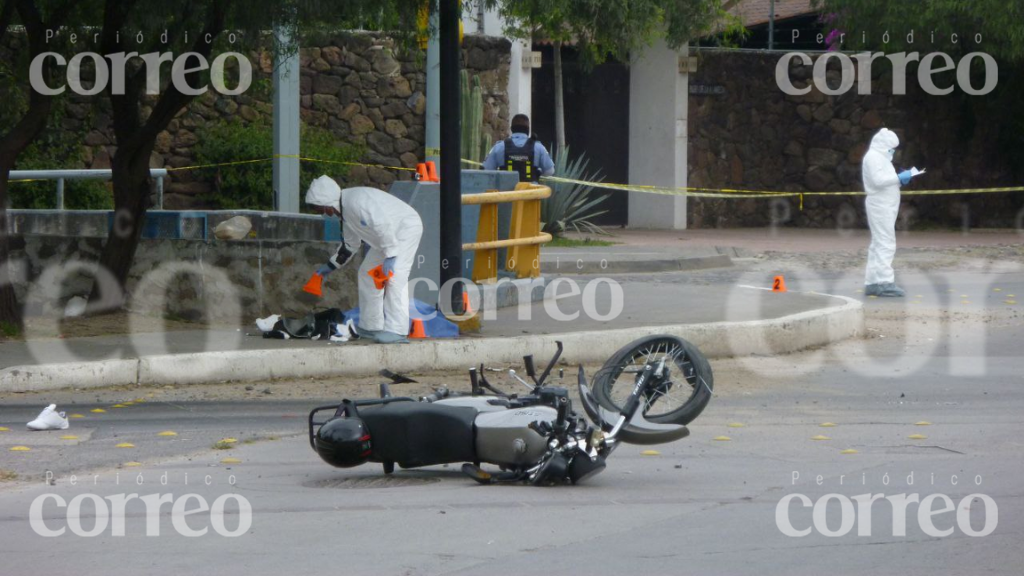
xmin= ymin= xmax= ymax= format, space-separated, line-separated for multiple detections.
xmin=1 ymin=259 xmax=1023 ymax=575
xmin=1 ymin=307 xmax=1022 ymax=575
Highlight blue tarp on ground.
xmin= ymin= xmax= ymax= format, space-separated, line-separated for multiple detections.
xmin=343 ymin=298 xmax=459 ymax=338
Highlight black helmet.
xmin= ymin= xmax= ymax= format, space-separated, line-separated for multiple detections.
xmin=314 ymin=417 xmax=372 ymax=468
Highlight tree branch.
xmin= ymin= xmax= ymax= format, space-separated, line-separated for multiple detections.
xmin=0 ymin=1 xmax=15 ymax=47
xmin=135 ymin=1 xmax=227 ymax=149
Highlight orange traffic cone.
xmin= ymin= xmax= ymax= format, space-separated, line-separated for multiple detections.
xmin=426 ymin=161 xmax=439 ymax=182
xmin=772 ymin=275 xmax=787 ymax=293
xmin=416 ymin=163 xmax=429 ymax=181
xmin=462 ymin=290 xmax=472 ymax=314
xmin=302 ymin=273 xmax=323 ymax=298
xmin=368 ymin=265 xmax=394 ymax=290
xmin=409 ymin=318 xmax=427 ymax=339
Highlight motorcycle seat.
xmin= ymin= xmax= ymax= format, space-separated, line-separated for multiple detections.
xmin=360 ymin=402 xmax=478 ymax=468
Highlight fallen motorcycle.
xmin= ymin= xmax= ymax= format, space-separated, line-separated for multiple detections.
xmin=308 ymin=334 xmax=714 ymax=485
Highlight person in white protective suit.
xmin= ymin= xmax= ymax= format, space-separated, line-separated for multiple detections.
xmin=861 ymin=128 xmax=919 ymax=297
xmin=305 ymin=176 xmax=423 ymax=343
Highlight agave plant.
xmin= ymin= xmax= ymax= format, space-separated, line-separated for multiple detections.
xmin=541 ymin=147 xmax=610 ymax=236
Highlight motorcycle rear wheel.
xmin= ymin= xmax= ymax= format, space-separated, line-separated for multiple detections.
xmin=592 ymin=335 xmax=713 ymax=425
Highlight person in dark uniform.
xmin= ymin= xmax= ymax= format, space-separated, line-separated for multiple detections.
xmin=482 ymin=114 xmax=555 ymax=182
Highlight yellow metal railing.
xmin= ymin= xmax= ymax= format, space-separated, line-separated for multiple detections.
xmin=462 ymin=182 xmax=552 ymax=283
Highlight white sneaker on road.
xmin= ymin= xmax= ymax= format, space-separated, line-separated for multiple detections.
xmin=26 ymin=404 xmax=70 ymax=431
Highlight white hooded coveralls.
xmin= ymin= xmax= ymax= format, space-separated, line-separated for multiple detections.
xmin=306 ymin=178 xmax=423 ymax=336
xmin=861 ymin=128 xmax=902 ymax=286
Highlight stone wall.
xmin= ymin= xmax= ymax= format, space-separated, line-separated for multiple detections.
xmin=8 ymin=236 xmax=362 ymax=322
xmin=687 ymin=51 xmax=1021 ymax=229
xmin=5 ymin=33 xmax=511 ymax=210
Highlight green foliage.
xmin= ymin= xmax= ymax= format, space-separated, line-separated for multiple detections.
xmin=460 ymin=70 xmax=490 ymax=165
xmin=194 ymin=119 xmax=360 ymax=210
xmin=0 ymin=321 xmax=20 ymax=338
xmin=546 ymin=236 xmax=615 ymax=247
xmin=490 ymin=0 xmax=730 ymax=68
xmin=542 ymin=147 xmax=609 ymax=237
xmin=8 ymin=100 xmax=112 ymax=210
xmin=813 ymin=0 xmax=1024 ymax=61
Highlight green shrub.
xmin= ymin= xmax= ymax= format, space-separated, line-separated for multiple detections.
xmin=542 ymin=146 xmax=609 ymax=237
xmin=195 ymin=119 xmax=361 ymax=210
xmin=7 ymin=101 xmax=113 ymax=210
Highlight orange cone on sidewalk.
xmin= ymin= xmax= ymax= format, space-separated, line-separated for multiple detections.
xmin=462 ymin=290 xmax=472 ymax=314
xmin=772 ymin=275 xmax=787 ymax=293
xmin=409 ymin=318 xmax=427 ymax=339
xmin=416 ymin=163 xmax=429 ymax=181
xmin=302 ymin=273 xmax=323 ymax=298
xmin=426 ymin=161 xmax=439 ymax=182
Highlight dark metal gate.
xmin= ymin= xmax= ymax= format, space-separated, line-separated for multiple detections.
xmin=531 ymin=45 xmax=630 ymax=227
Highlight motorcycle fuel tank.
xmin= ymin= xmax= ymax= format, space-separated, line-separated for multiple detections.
xmin=473 ymin=407 xmax=556 ymax=466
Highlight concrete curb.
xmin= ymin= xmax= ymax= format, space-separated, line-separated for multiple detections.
xmin=541 ymin=254 xmax=732 ymax=275
xmin=0 ymin=294 xmax=863 ymax=392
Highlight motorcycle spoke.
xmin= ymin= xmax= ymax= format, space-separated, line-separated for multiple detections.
xmin=607 ymin=342 xmax=702 ymax=417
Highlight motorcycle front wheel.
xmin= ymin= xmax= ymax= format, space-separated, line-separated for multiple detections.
xmin=592 ymin=335 xmax=713 ymax=425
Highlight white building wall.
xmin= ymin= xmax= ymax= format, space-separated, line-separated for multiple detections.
xmin=627 ymin=40 xmax=689 ymax=229
xmin=462 ymin=2 xmax=531 ymax=122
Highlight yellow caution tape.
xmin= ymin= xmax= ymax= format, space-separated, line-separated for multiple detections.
xmin=540 ymin=175 xmax=1024 ymax=205
xmin=115 ymin=443 xmax=135 ymax=448
xmin=157 ymin=431 xmax=178 ymax=437
xmin=90 ymin=408 xmax=106 ymax=413
xmin=163 ymin=154 xmax=418 ymax=174
xmin=9 ymin=446 xmax=31 ymax=451
xmin=14 ymin=150 xmax=1022 ymax=200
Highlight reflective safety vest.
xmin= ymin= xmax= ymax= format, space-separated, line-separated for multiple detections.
xmin=503 ymin=137 xmax=537 ymax=183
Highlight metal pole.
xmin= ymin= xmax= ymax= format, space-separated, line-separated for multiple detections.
xmin=425 ymin=1 xmax=440 ymax=168
xmin=156 ymin=176 xmax=164 ymax=209
xmin=56 ymin=178 xmax=64 ymax=210
xmin=272 ymin=25 xmax=301 ymax=213
xmin=768 ymin=0 xmax=776 ymax=50
xmin=439 ymin=0 xmax=464 ymax=314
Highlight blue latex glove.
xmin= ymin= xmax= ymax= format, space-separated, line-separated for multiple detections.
xmin=382 ymin=257 xmax=396 ymax=277
xmin=316 ymin=264 xmax=334 ymax=277
xmin=897 ymin=170 xmax=913 ymax=186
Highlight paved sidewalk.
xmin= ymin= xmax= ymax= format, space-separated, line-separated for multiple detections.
xmin=0 ymin=275 xmax=842 ymax=368
xmin=574 ymin=227 xmax=1023 ymax=253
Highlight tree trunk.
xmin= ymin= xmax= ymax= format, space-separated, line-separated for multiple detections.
xmin=87 ymin=1 xmax=226 ymax=311
xmin=0 ymin=167 xmax=21 ymax=331
xmin=87 ymin=146 xmax=153 ymax=310
xmin=0 ymin=0 xmax=75 ymax=331
xmin=0 ymin=80 xmax=57 ymax=332
xmin=553 ymin=40 xmax=566 ymax=154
